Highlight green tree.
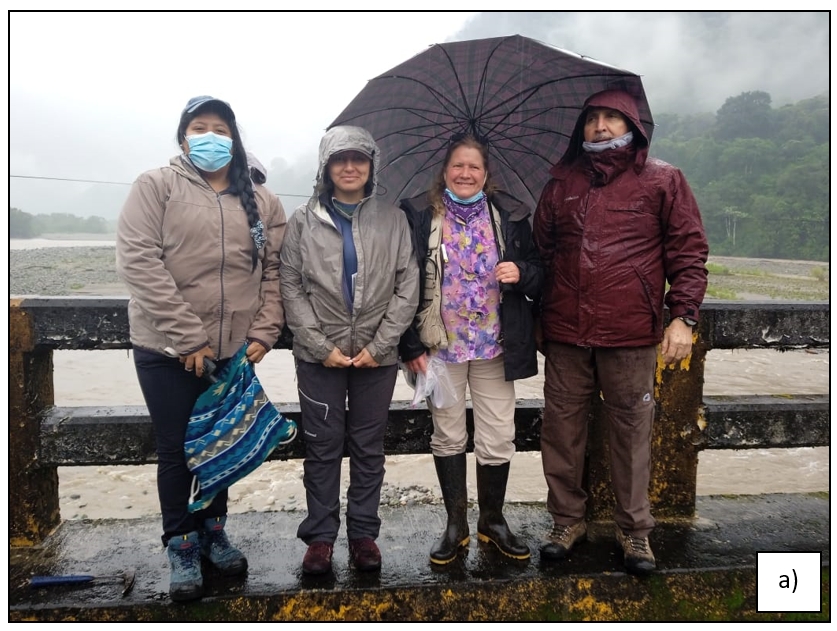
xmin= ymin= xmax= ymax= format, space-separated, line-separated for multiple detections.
xmin=82 ymin=215 xmax=109 ymax=233
xmin=653 ymin=90 xmax=829 ymax=261
xmin=10 ymin=208 xmax=39 ymax=238
xmin=713 ymin=90 xmax=774 ymax=140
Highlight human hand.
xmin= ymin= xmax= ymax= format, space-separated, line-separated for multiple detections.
xmin=181 ymin=346 xmax=216 ymax=378
xmin=351 ymin=347 xmax=379 ymax=368
xmin=495 ymin=262 xmax=520 ymax=285
xmin=405 ymin=353 xmax=428 ymax=374
xmin=323 ymin=346 xmax=353 ymax=368
xmin=246 ymin=341 xmax=269 ymax=364
xmin=661 ymin=319 xmax=694 ymax=365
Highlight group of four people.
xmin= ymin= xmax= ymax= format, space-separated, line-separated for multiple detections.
xmin=115 ymin=89 xmax=708 ymax=602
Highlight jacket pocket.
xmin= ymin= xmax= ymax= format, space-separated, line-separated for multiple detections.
xmin=416 ymin=302 xmax=446 ymax=350
xmin=629 ymin=263 xmax=659 ymax=334
xmin=298 ymin=387 xmax=330 ymax=443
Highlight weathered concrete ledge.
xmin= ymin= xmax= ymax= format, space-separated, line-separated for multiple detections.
xmin=14 ymin=297 xmax=830 ymax=351
xmin=9 ymin=493 xmax=829 ymax=621
xmin=39 ymin=394 xmax=830 ymax=466
xmin=701 ymin=394 xmax=830 ymax=448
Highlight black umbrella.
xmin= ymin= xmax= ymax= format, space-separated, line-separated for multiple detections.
xmin=330 ymin=34 xmax=653 ymax=209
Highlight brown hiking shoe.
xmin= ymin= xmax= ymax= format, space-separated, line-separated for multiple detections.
xmin=615 ymin=527 xmax=656 ymax=575
xmin=539 ymin=521 xmax=587 ymax=561
xmin=349 ymin=537 xmax=382 ymax=571
xmin=302 ymin=541 xmax=334 ymax=575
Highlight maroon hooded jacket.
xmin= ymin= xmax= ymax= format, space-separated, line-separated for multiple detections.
xmin=533 ymin=90 xmax=708 ymax=348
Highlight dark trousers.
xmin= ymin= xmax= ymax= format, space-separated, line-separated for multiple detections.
xmin=540 ymin=343 xmax=657 ymax=537
xmin=133 ymin=347 xmax=229 ymax=544
xmin=295 ymin=360 xmax=398 ymax=545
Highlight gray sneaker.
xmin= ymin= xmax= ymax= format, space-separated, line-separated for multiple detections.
xmin=615 ymin=527 xmax=656 ymax=575
xmin=167 ymin=531 xmax=203 ymax=602
xmin=539 ymin=521 xmax=587 ymax=561
xmin=200 ymin=516 xmax=248 ymax=576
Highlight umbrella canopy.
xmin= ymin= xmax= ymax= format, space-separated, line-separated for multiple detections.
xmin=184 ymin=343 xmax=297 ymax=512
xmin=330 ymin=34 xmax=654 ymax=209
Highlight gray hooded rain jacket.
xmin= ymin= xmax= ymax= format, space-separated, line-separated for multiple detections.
xmin=279 ymin=126 xmax=419 ymax=365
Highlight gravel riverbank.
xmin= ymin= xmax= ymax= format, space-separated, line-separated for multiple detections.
xmin=10 ymin=246 xmax=830 ymax=300
xmin=11 ymin=247 xmax=124 ymax=296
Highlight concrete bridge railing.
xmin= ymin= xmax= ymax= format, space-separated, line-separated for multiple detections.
xmin=9 ymin=297 xmax=830 ymax=547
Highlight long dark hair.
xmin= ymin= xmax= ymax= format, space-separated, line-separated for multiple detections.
xmin=428 ymin=134 xmax=497 ymax=217
xmin=176 ymin=102 xmax=261 ymax=271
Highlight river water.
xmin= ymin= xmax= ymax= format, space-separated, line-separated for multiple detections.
xmin=10 ymin=239 xmax=831 ymax=518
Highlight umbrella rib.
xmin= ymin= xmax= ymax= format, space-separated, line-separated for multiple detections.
xmin=473 ymin=37 xmax=512 ymax=137
xmin=490 ymin=144 xmax=552 ymax=199
xmin=434 ymin=46 xmax=476 ymax=126
xmin=485 ymin=124 xmax=570 ymax=167
xmin=381 ymin=145 xmax=446 ymax=203
xmin=338 ymin=105 xmax=463 ymax=142
xmin=360 ymin=74 xmax=471 ymax=121
xmin=480 ymin=71 xmax=645 ymax=137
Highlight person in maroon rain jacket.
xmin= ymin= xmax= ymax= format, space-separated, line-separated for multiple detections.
xmin=533 ymin=89 xmax=708 ymax=575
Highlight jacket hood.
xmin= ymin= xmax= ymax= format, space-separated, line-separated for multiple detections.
xmin=553 ymin=89 xmax=650 ymax=173
xmin=314 ymin=125 xmax=380 ymax=202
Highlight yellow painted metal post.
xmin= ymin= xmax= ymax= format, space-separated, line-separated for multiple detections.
xmin=586 ymin=327 xmax=707 ymax=520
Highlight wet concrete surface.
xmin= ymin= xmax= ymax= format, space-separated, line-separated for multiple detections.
xmin=9 ymin=493 xmax=830 ymax=619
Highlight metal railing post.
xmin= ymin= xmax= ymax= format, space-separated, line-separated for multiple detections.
xmin=10 ymin=300 xmax=60 ymax=546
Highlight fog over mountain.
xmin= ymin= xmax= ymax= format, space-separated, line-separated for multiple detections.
xmin=9 ymin=11 xmax=829 ymax=221
xmin=452 ymin=12 xmax=829 ymax=114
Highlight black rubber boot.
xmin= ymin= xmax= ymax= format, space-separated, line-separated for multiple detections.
xmin=429 ymin=453 xmax=470 ymax=564
xmin=476 ymin=462 xmax=530 ymax=560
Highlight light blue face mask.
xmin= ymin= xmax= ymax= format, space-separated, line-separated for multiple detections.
xmin=444 ymin=188 xmax=485 ymax=205
xmin=186 ymin=132 xmax=233 ymax=172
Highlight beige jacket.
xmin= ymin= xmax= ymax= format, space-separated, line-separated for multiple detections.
xmin=116 ymin=155 xmax=286 ymax=359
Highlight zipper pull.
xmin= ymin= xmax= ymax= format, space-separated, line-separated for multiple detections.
xmin=441 ymin=244 xmax=449 ymax=263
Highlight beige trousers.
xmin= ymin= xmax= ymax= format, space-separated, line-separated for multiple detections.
xmin=429 ymin=355 xmax=516 ymax=465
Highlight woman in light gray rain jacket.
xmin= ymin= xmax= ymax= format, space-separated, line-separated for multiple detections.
xmin=279 ymin=126 xmax=419 ymax=576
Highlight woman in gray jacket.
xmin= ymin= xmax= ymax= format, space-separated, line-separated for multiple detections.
xmin=116 ymin=96 xmax=287 ymax=602
xmin=279 ymin=126 xmax=419 ymax=576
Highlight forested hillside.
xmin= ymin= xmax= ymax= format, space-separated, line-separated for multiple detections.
xmin=10 ymin=209 xmax=112 ymax=238
xmin=652 ymin=91 xmax=829 ymax=261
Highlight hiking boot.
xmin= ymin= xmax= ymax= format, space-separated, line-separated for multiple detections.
xmin=200 ymin=516 xmax=248 ymax=576
xmin=429 ymin=453 xmax=470 ymax=565
xmin=540 ymin=521 xmax=587 ymax=561
xmin=302 ymin=541 xmax=334 ymax=575
xmin=615 ymin=526 xmax=656 ymax=575
xmin=349 ymin=537 xmax=382 ymax=571
xmin=166 ymin=531 xmax=203 ymax=602
xmin=475 ymin=463 xmax=531 ymax=560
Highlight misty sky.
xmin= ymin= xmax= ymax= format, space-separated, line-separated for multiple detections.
xmin=8 ymin=11 xmax=830 ymax=221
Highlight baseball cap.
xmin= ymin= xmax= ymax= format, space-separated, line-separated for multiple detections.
xmin=182 ymin=95 xmax=235 ymax=118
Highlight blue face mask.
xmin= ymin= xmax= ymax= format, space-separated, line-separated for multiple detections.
xmin=444 ymin=188 xmax=485 ymax=205
xmin=186 ymin=132 xmax=233 ymax=172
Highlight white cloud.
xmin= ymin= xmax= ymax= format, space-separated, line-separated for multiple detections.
xmin=8 ymin=10 xmax=830 ymax=218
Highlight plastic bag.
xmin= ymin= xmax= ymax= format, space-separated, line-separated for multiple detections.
xmin=402 ymin=356 xmax=459 ymax=409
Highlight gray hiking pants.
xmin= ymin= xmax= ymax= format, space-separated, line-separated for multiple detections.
xmin=295 ymin=360 xmax=398 ymax=544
